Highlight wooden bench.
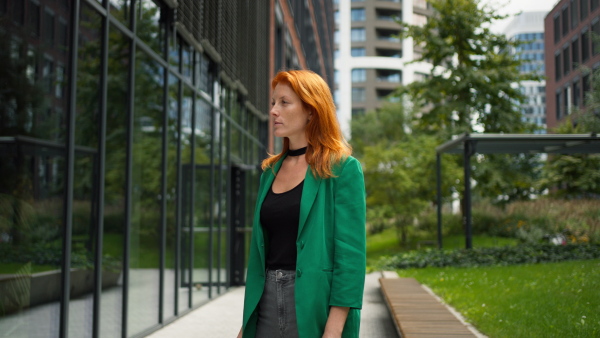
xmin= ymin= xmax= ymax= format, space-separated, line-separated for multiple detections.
xmin=379 ymin=276 xmax=477 ymax=338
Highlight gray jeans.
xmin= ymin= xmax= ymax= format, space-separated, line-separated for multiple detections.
xmin=255 ymin=269 xmax=299 ymax=338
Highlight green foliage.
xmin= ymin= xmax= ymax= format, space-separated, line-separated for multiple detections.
xmin=397 ymin=0 xmax=539 ymax=136
xmin=376 ymin=243 xmax=600 ymax=270
xmin=392 ymin=0 xmax=544 ymax=205
xmin=351 ymin=103 xmax=462 ymax=244
xmin=0 ymin=243 xmax=121 ymax=272
xmin=399 ymin=260 xmax=600 ymax=337
xmin=366 ymin=226 xmax=518 ymax=267
xmin=472 ymin=153 xmax=544 ymax=204
xmin=538 ymin=114 xmax=600 ymax=198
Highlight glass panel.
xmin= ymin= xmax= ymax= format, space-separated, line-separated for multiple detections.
xmin=192 ymin=98 xmax=212 ymax=305
xmin=0 ymin=4 xmax=68 ymax=336
xmin=197 ymin=53 xmax=211 ymax=94
xmin=128 ymin=50 xmax=164 ymax=337
xmin=110 ymin=0 xmax=131 ymax=28
xmin=230 ymin=92 xmax=242 ymax=161
xmin=98 ymin=22 xmax=130 ymax=338
xmin=179 ymin=85 xmax=193 ymax=313
xmin=181 ymin=43 xmax=193 ymax=80
xmin=66 ymin=3 xmax=105 ymax=337
xmin=215 ymin=113 xmax=229 ymax=293
xmin=169 ymin=32 xmax=180 ymax=70
xmin=163 ymin=73 xmax=178 ymax=319
xmin=351 ymin=8 xmax=365 ymax=21
xmin=165 ymin=73 xmax=178 ymax=318
xmin=28 ymin=1 xmax=40 ymax=37
xmin=135 ymin=0 xmax=166 ymax=57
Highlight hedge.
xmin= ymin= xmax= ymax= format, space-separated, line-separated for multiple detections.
xmin=376 ymin=243 xmax=600 ymax=270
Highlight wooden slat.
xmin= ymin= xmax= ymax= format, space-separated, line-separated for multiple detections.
xmin=379 ymin=278 xmax=477 ymax=338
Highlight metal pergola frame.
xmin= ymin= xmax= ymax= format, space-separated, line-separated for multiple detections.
xmin=435 ymin=133 xmax=600 ymax=249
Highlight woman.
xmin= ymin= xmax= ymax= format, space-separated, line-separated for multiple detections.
xmin=238 ymin=70 xmax=366 ymax=338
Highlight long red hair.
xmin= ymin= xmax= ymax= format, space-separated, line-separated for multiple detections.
xmin=262 ymin=70 xmax=351 ymax=178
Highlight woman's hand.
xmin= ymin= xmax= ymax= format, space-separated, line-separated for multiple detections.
xmin=236 ymin=327 xmax=242 ymax=338
xmin=321 ymin=306 xmax=349 ymax=338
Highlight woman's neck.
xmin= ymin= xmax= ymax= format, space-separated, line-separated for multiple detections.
xmin=287 ymin=138 xmax=308 ymax=151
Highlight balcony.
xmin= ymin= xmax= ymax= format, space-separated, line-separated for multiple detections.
xmin=376 ymin=29 xmax=400 ymax=43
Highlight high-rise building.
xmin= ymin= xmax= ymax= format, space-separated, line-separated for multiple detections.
xmin=333 ymin=0 xmax=433 ymax=137
xmin=270 ymin=0 xmax=336 ymax=152
xmin=0 ymin=1 xmax=333 ymax=337
xmin=545 ymin=0 xmax=600 ymax=130
xmin=504 ymin=12 xmax=548 ymax=132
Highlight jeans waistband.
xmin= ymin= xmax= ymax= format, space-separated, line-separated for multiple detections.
xmin=265 ymin=269 xmax=296 ymax=282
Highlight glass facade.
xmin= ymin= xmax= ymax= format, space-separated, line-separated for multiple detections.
xmin=0 ymin=1 xmax=268 ymax=337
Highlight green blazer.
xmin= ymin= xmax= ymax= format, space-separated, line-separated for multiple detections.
xmin=242 ymin=155 xmax=367 ymax=338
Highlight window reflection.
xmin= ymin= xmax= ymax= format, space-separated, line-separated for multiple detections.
xmin=1 ymin=1 xmax=268 ymax=336
xmin=128 ymin=51 xmax=164 ymax=336
xmin=0 ymin=0 xmax=70 ymax=335
xmin=97 ymin=18 xmax=131 ymax=337
xmin=136 ymin=0 xmax=167 ymax=57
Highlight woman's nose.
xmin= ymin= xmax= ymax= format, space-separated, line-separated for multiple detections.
xmin=270 ymin=106 xmax=279 ymax=116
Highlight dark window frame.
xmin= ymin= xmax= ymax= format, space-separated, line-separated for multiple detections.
xmin=572 ymin=37 xmax=579 ymax=69
xmin=554 ymin=15 xmax=561 ymax=44
xmin=581 ymin=0 xmax=589 ymax=20
xmin=571 ymin=0 xmax=579 ymax=28
xmin=573 ymin=79 xmax=581 ymax=107
xmin=555 ymin=52 xmax=562 ymax=80
xmin=562 ymin=6 xmax=570 ymax=37
xmin=563 ymin=45 xmax=571 ymax=75
xmin=582 ymin=29 xmax=590 ymax=62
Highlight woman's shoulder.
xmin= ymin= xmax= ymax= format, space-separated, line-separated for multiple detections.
xmin=332 ymin=155 xmax=362 ymax=177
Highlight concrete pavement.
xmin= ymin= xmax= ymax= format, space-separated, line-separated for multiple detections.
xmin=146 ymin=272 xmax=398 ymax=337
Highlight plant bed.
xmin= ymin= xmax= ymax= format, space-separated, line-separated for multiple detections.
xmin=376 ymin=243 xmax=600 ymax=270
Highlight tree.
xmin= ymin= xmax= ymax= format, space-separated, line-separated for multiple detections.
xmin=351 ymin=102 xmax=461 ymax=245
xmin=397 ymin=0 xmax=543 ymax=205
xmin=398 ymin=0 xmax=539 ymax=136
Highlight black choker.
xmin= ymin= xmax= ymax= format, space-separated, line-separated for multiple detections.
xmin=287 ymin=146 xmax=307 ymax=156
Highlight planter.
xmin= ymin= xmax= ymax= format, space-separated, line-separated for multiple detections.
xmin=0 ymin=268 xmax=122 ymax=315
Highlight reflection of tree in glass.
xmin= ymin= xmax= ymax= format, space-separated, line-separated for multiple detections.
xmin=0 ymin=23 xmax=48 ymax=139
xmin=0 ymin=21 xmax=61 ymax=249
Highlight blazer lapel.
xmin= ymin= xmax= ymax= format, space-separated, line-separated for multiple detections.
xmin=298 ymin=166 xmax=321 ymax=236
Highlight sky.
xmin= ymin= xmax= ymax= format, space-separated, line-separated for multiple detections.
xmin=485 ymin=0 xmax=558 ymax=32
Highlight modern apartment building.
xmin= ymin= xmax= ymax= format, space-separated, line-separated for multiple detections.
xmin=0 ymin=1 xmax=333 ymax=337
xmin=545 ymin=0 xmax=600 ymax=129
xmin=333 ymin=0 xmax=432 ymax=137
xmin=504 ymin=12 xmax=548 ymax=132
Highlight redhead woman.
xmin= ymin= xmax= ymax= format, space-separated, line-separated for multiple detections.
xmin=236 ymin=70 xmax=366 ymax=338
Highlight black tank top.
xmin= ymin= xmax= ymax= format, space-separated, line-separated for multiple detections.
xmin=260 ymin=180 xmax=304 ymax=270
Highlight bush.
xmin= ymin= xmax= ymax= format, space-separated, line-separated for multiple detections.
xmin=375 ymin=243 xmax=600 ymax=270
xmin=417 ymin=210 xmax=463 ymax=236
xmin=464 ymin=199 xmax=599 ymax=244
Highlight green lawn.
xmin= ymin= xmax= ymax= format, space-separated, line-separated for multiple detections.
xmin=0 ymin=262 xmax=58 ymax=274
xmin=398 ymin=259 xmax=600 ymax=337
xmin=367 ymin=227 xmax=517 ymax=266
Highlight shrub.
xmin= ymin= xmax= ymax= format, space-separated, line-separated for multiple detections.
xmin=375 ymin=243 xmax=600 ymax=270
xmin=417 ymin=209 xmax=463 ymax=236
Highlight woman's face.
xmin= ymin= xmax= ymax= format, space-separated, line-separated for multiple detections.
xmin=270 ymin=82 xmax=311 ymax=141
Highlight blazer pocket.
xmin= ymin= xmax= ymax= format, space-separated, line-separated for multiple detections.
xmin=322 ymin=268 xmax=333 ymax=272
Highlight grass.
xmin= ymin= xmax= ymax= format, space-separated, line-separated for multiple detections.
xmin=366 ymin=227 xmax=518 ymax=266
xmin=104 ymin=232 xmax=214 ymax=269
xmin=398 ymin=259 xmax=600 ymax=338
xmin=0 ymin=263 xmax=58 ymax=274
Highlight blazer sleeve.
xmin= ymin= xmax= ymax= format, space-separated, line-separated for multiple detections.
xmin=329 ymin=157 xmax=366 ymax=309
